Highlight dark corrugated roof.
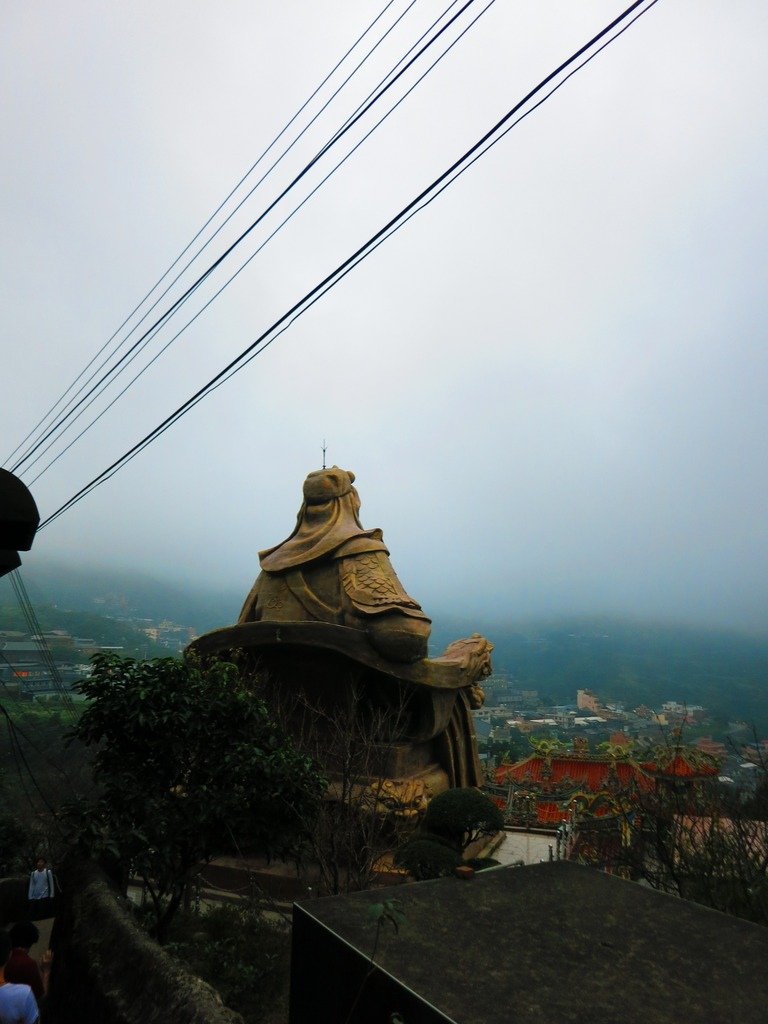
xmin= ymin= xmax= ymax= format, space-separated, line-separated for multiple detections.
xmin=297 ymin=861 xmax=768 ymax=1024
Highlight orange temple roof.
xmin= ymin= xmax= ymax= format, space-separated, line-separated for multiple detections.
xmin=495 ymin=747 xmax=718 ymax=791
xmin=640 ymin=751 xmax=719 ymax=778
xmin=496 ymin=755 xmax=650 ymax=790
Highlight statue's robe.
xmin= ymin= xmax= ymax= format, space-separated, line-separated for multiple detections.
xmin=239 ymin=467 xmax=431 ymax=663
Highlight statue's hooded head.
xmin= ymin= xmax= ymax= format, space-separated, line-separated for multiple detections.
xmin=259 ymin=467 xmax=383 ymax=573
xmin=302 ymin=466 xmax=359 ymax=509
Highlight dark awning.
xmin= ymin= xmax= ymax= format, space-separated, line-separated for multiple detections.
xmin=0 ymin=469 xmax=39 ymax=579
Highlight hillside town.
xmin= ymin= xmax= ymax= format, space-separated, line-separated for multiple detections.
xmin=0 ymin=616 xmax=198 ymax=697
xmin=474 ymin=675 xmax=767 ymax=791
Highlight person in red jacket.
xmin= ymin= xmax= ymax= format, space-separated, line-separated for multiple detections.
xmin=3 ymin=923 xmax=49 ymax=1007
xmin=0 ymin=931 xmax=38 ymax=1024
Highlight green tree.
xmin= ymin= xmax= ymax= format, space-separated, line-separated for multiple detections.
xmin=421 ymin=787 xmax=504 ymax=853
xmin=70 ymin=654 xmax=325 ymax=942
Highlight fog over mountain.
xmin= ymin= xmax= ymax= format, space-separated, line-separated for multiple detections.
xmin=2 ymin=2 xmax=767 ymax=634
xmin=4 ymin=560 xmax=768 ymax=731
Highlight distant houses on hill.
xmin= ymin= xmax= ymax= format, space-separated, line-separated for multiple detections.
xmin=0 ymin=629 xmax=119 ymax=695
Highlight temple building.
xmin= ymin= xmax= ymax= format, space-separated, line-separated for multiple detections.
xmin=491 ymin=736 xmax=720 ymax=827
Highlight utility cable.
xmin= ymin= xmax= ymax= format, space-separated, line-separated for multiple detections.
xmin=6 ymin=0 xmax=422 ymax=474
xmin=333 ymin=0 xmax=464 ymax=138
xmin=1 ymin=705 xmax=68 ymax=831
xmin=0 ymin=651 xmax=98 ymax=801
xmin=0 ymin=647 xmax=76 ymax=730
xmin=38 ymin=0 xmax=660 ymax=530
xmin=23 ymin=0 xmax=465 ymax=484
xmin=0 ymin=658 xmax=76 ymax=781
xmin=207 ymin=0 xmax=664 ymax=402
xmin=8 ymin=572 xmax=78 ymax=721
xmin=4 ymin=714 xmax=39 ymax=818
xmin=9 ymin=0 xmax=420 ymax=477
xmin=10 ymin=0 xmax=480 ymax=476
xmin=2 ymin=0 xmax=400 ymax=471
xmin=204 ymin=1 xmax=663 ymax=408
xmin=9 ymin=573 xmax=61 ymax=697
xmin=26 ymin=0 xmax=494 ymax=486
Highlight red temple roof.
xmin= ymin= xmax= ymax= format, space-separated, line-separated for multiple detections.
xmin=495 ymin=755 xmax=652 ymax=792
xmin=640 ymin=749 xmax=719 ymax=779
xmin=495 ymin=746 xmax=718 ymax=792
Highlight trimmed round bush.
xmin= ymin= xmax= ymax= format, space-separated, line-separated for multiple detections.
xmin=422 ymin=788 xmax=504 ymax=852
xmin=394 ymin=838 xmax=462 ymax=881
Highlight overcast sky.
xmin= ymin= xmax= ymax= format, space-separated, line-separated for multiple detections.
xmin=2 ymin=1 xmax=767 ymax=632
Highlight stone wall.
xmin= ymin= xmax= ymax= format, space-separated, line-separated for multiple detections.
xmin=0 ymin=876 xmax=29 ymax=925
xmin=45 ymin=859 xmax=243 ymax=1024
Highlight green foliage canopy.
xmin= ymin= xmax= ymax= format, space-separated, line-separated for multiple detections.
xmin=70 ymin=654 xmax=325 ymax=941
xmin=165 ymin=902 xmax=290 ymax=1023
xmin=422 ymin=787 xmax=504 ymax=852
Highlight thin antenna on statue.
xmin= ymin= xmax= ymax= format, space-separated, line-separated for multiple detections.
xmin=321 ymin=439 xmax=327 ymax=470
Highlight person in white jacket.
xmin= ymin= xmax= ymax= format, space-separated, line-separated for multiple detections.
xmin=27 ymin=860 xmax=53 ymax=903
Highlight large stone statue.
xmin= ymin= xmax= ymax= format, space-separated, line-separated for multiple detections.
xmin=239 ymin=467 xmax=432 ymax=662
xmin=191 ymin=467 xmax=492 ymax=807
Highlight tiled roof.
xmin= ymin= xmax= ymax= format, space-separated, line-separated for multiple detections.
xmin=641 ymin=751 xmax=719 ymax=778
xmin=495 ymin=755 xmax=651 ymax=791
xmin=495 ymin=747 xmax=718 ymax=790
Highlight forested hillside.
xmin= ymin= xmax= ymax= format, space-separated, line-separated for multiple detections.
xmin=431 ymin=616 xmax=768 ymax=733
xmin=0 ymin=604 xmax=167 ymax=660
xmin=4 ymin=563 xmax=767 ymax=731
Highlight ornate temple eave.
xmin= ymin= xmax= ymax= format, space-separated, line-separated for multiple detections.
xmin=189 ymin=619 xmax=472 ymax=691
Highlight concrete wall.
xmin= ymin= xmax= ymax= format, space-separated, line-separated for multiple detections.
xmin=0 ymin=876 xmax=29 ymax=926
xmin=45 ymin=859 xmax=243 ymax=1024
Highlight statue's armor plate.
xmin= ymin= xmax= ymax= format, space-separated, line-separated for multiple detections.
xmin=341 ymin=553 xmax=424 ymax=617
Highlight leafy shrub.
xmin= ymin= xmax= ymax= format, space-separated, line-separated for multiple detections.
xmin=422 ymin=787 xmax=504 ymax=852
xmin=71 ymin=654 xmax=325 ymax=942
xmin=165 ymin=901 xmax=290 ymax=1024
xmin=393 ymin=838 xmax=462 ymax=880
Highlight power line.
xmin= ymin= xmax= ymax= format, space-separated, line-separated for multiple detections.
xmin=2 ymin=0 xmax=400 ymax=472
xmin=22 ymin=0 xmax=472 ymax=485
xmin=0 ymin=649 xmax=98 ymax=804
xmin=0 ymin=649 xmax=76 ymax=732
xmin=38 ymin=0 xmax=660 ymax=530
xmin=9 ymin=1 xmax=422 ymax=478
xmin=1 ymin=707 xmax=66 ymax=828
xmin=6 ymin=0 xmax=422 ymax=474
xmin=332 ymin=0 xmax=465 ymax=140
xmin=8 ymin=571 xmax=79 ymax=721
xmin=208 ymin=0 xmax=663 ymax=401
xmin=10 ymin=0 xmax=481 ymax=477
xmin=0 ymin=659 xmax=77 ymax=783
xmin=3 ymin=714 xmax=39 ymax=816
xmin=26 ymin=0 xmax=494 ymax=487
xmin=12 ymin=0 xmax=476 ymax=477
